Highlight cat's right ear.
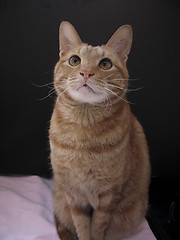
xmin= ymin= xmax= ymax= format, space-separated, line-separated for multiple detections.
xmin=59 ymin=21 xmax=82 ymax=57
xmin=106 ymin=25 xmax=133 ymax=63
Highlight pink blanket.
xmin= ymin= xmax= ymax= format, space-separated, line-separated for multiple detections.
xmin=0 ymin=176 xmax=156 ymax=240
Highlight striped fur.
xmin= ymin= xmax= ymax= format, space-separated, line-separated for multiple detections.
xmin=49 ymin=22 xmax=150 ymax=240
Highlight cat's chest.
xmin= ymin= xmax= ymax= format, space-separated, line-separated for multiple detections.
xmin=66 ymin=164 xmax=102 ymax=209
xmin=69 ymin=163 xmax=98 ymax=190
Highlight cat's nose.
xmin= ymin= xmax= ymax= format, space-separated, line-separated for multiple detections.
xmin=80 ymin=69 xmax=94 ymax=80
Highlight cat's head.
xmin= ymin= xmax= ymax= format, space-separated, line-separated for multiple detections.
xmin=54 ymin=21 xmax=132 ymax=105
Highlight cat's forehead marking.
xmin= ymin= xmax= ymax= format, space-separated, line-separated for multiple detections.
xmin=79 ymin=45 xmax=87 ymax=55
xmin=80 ymin=45 xmax=104 ymax=58
xmin=94 ymin=46 xmax=104 ymax=56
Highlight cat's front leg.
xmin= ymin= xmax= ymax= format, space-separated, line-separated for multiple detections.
xmin=91 ymin=192 xmax=112 ymax=240
xmin=66 ymin=192 xmax=91 ymax=240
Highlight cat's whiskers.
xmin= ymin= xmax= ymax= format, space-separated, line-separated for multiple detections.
xmin=100 ymin=82 xmax=132 ymax=105
xmin=36 ymin=80 xmax=68 ymax=101
xmin=48 ymin=86 xmax=62 ymax=96
xmin=68 ymin=76 xmax=80 ymax=81
xmin=118 ymin=95 xmax=132 ymax=104
xmin=112 ymin=78 xmax=143 ymax=93
xmin=98 ymin=79 xmax=123 ymax=96
xmin=103 ymin=73 xmax=129 ymax=82
xmin=51 ymin=76 xmax=134 ymax=105
xmin=32 ymin=82 xmax=56 ymax=100
xmin=67 ymin=76 xmax=137 ymax=95
xmin=58 ymin=87 xmax=70 ymax=97
xmin=103 ymin=73 xmax=116 ymax=80
xmin=103 ymin=86 xmax=119 ymax=98
xmin=126 ymin=86 xmax=143 ymax=93
xmin=36 ymin=88 xmax=57 ymax=101
xmin=105 ymin=83 xmax=127 ymax=92
xmin=98 ymin=76 xmax=142 ymax=102
xmin=92 ymin=77 xmax=129 ymax=105
xmin=56 ymin=87 xmax=70 ymax=108
xmin=68 ymin=77 xmax=83 ymax=88
xmin=32 ymin=82 xmax=54 ymax=88
xmin=112 ymin=77 xmax=140 ymax=82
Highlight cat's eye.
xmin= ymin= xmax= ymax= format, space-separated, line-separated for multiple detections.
xmin=99 ymin=58 xmax=112 ymax=70
xmin=69 ymin=55 xmax=81 ymax=67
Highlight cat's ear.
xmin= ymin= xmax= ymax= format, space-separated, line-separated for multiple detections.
xmin=59 ymin=21 xmax=82 ymax=57
xmin=107 ymin=25 xmax=133 ymax=63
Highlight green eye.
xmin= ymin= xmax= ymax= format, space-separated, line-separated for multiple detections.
xmin=69 ymin=55 xmax=81 ymax=66
xmin=99 ymin=58 xmax=112 ymax=70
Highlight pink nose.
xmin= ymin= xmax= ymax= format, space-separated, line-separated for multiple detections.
xmin=80 ymin=69 xmax=94 ymax=80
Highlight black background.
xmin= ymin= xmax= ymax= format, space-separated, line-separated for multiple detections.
xmin=0 ymin=0 xmax=180 ymax=177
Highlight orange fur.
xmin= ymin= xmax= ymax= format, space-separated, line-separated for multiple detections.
xmin=49 ymin=21 xmax=151 ymax=240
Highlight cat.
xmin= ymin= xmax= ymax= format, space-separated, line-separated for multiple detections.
xmin=49 ymin=21 xmax=151 ymax=240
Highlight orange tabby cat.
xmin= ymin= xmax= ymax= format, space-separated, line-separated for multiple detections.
xmin=49 ymin=21 xmax=151 ymax=240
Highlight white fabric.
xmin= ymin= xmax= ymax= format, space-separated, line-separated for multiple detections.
xmin=0 ymin=176 xmax=156 ymax=240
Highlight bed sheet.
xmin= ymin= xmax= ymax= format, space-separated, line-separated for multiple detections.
xmin=0 ymin=176 xmax=156 ymax=240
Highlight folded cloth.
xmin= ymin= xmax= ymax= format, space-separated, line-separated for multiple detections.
xmin=0 ymin=176 xmax=156 ymax=240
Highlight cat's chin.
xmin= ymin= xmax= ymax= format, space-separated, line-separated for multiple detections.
xmin=68 ymin=86 xmax=107 ymax=104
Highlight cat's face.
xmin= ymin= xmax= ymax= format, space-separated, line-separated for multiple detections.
xmin=54 ymin=22 xmax=132 ymax=105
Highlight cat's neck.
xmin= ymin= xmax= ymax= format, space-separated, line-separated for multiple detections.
xmin=55 ymin=95 xmax=130 ymax=128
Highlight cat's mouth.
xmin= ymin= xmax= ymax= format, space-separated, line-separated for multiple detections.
xmin=77 ymin=84 xmax=95 ymax=93
xmin=69 ymin=82 xmax=108 ymax=104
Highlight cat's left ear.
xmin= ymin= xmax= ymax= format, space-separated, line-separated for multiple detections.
xmin=59 ymin=21 xmax=82 ymax=57
xmin=107 ymin=25 xmax=133 ymax=63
